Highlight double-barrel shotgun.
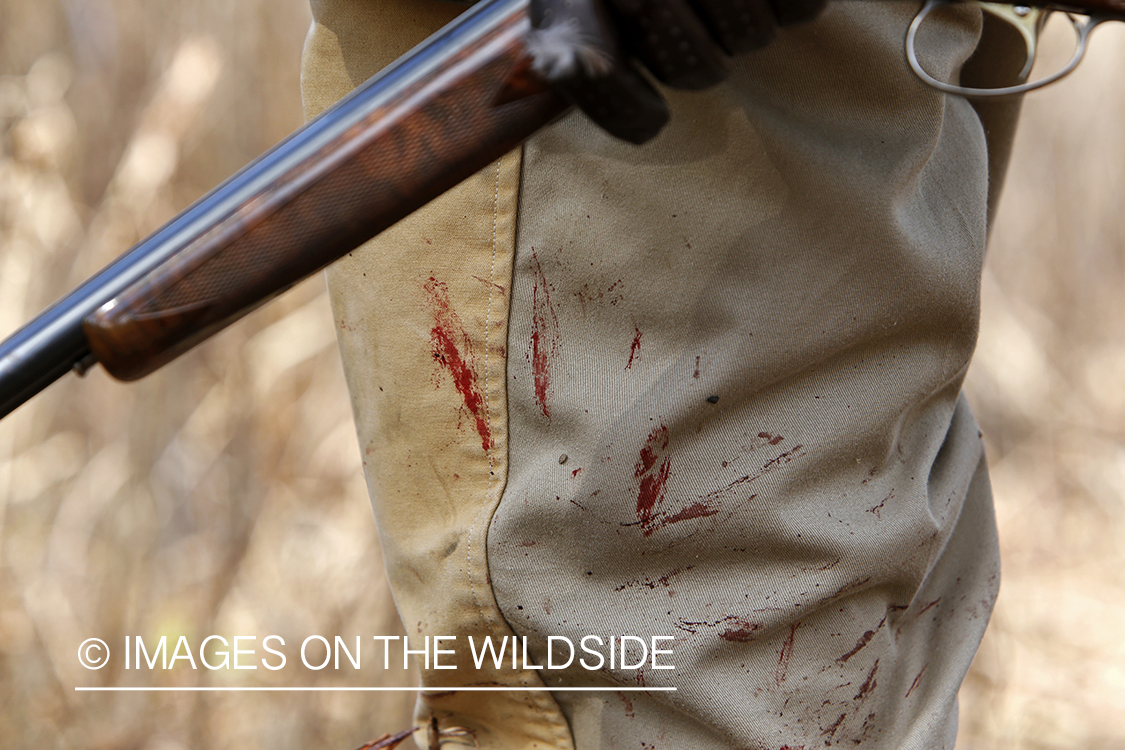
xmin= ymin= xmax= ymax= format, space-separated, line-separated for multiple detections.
xmin=1 ymin=0 xmax=1122 ymax=418
xmin=0 ymin=0 xmax=567 ymax=419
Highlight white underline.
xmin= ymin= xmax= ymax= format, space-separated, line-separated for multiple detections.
xmin=74 ymin=686 xmax=676 ymax=692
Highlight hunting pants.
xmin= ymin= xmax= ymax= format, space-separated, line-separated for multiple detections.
xmin=301 ymin=1 xmax=1021 ymax=746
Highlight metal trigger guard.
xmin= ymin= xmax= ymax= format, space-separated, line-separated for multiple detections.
xmin=906 ymin=0 xmax=1106 ymax=96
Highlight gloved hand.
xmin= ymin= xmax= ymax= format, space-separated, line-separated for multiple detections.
xmin=526 ymin=0 xmax=826 ymax=143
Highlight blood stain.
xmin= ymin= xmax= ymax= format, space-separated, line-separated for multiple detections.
xmin=868 ymin=491 xmax=892 ymax=519
xmin=527 ymin=249 xmax=558 ymax=419
xmin=917 ymin=598 xmax=941 ymax=616
xmin=616 ymin=566 xmax=694 ymax=592
xmin=471 ymin=275 xmax=507 ymax=294
xmin=657 ymin=501 xmax=720 ymax=528
xmin=635 ymin=425 xmax=672 ymax=534
xmin=774 ymin=622 xmax=800 ymax=685
xmin=626 ymin=326 xmax=642 ymax=369
xmin=830 ymin=577 xmax=873 ymax=601
xmin=837 ymin=616 xmax=886 ymax=663
xmin=618 ymin=692 xmax=635 ymax=718
xmin=719 ymin=617 xmax=763 ymax=643
xmin=423 ymin=277 xmax=492 ymax=451
xmin=820 ymin=713 xmax=846 ymax=739
xmin=854 ymin=659 xmax=879 ymax=701
xmin=905 ymin=663 xmax=928 ymax=698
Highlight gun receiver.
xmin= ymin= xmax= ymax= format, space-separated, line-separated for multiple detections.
xmin=0 ymin=0 xmax=566 ymax=418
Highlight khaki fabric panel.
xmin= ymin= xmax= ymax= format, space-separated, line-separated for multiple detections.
xmin=302 ymin=2 xmax=574 ymax=748
xmin=490 ymin=2 xmax=1010 ymax=748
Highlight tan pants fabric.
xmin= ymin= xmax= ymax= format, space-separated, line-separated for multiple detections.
xmin=301 ymin=2 xmax=1020 ymax=748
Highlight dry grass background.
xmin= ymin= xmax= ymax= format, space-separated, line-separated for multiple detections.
xmin=958 ymin=17 xmax=1125 ymax=749
xmin=0 ymin=2 xmax=1122 ymax=749
xmin=0 ymin=1 xmax=416 ymax=748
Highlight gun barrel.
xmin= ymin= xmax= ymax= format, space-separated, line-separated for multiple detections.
xmin=0 ymin=108 xmax=324 ymax=417
xmin=0 ymin=314 xmax=88 ymax=421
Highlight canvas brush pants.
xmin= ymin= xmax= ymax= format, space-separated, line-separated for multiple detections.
xmin=301 ymin=1 xmax=1021 ymax=747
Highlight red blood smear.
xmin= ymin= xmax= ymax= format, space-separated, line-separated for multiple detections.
xmin=854 ymin=659 xmax=879 ymax=701
xmin=626 ymin=326 xmax=642 ymax=369
xmin=905 ymin=663 xmax=927 ymax=698
xmin=719 ymin=617 xmax=762 ymax=643
xmin=774 ymin=622 xmax=800 ymax=685
xmin=635 ymin=426 xmax=671 ymax=531
xmin=528 ymin=250 xmax=558 ymax=418
xmin=424 ymin=277 xmax=492 ymax=452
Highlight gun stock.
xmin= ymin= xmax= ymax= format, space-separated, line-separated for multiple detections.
xmin=0 ymin=0 xmax=566 ymax=416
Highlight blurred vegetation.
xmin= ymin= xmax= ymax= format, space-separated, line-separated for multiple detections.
xmin=0 ymin=2 xmax=1122 ymax=749
xmin=0 ymin=1 xmax=415 ymax=749
xmin=959 ymin=17 xmax=1125 ymax=750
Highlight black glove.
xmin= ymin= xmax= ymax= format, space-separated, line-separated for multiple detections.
xmin=526 ymin=0 xmax=826 ymax=143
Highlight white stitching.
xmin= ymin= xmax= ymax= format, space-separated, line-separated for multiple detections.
xmin=485 ymin=157 xmax=501 ymax=483
xmin=466 ymin=158 xmax=504 ymax=630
